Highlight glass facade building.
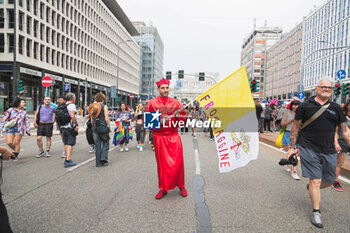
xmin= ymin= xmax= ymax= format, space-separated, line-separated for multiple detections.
xmin=133 ymin=21 xmax=164 ymax=100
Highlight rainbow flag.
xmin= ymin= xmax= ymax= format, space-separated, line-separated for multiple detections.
xmin=113 ymin=120 xmax=125 ymax=146
xmin=196 ymin=66 xmax=259 ymax=173
xmin=129 ymin=127 xmax=133 ymax=140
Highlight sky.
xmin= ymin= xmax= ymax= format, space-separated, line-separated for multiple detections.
xmin=118 ymin=0 xmax=326 ymax=79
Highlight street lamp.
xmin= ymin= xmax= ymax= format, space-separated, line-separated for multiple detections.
xmin=116 ymin=39 xmax=134 ymax=105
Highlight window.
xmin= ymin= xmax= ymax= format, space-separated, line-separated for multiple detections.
xmin=52 ymin=11 xmax=55 ymax=27
xmin=34 ymin=42 xmax=38 ymax=59
xmin=27 ymin=39 xmax=32 ymax=57
xmin=33 ymin=0 xmax=38 ymax=15
xmin=26 ymin=0 xmax=30 ymax=11
xmin=33 ymin=20 xmax=38 ymax=37
xmin=0 ymin=9 xmax=4 ymax=28
xmin=51 ymin=50 xmax=55 ymax=65
xmin=40 ymin=44 xmax=44 ymax=61
xmin=8 ymin=0 xmax=14 ymax=3
xmin=51 ymin=30 xmax=55 ymax=46
xmin=46 ymin=27 xmax=50 ymax=43
xmin=46 ymin=47 xmax=50 ymax=63
xmin=40 ymin=3 xmax=44 ymax=19
xmin=8 ymin=34 xmax=14 ymax=52
xmin=19 ymin=12 xmax=24 ymax=30
xmin=46 ymin=6 xmax=50 ymax=23
xmin=57 ymin=15 xmax=60 ymax=30
xmin=27 ymin=16 xmax=31 ymax=35
xmin=0 ymin=34 xmax=4 ymax=52
xmin=19 ymin=0 xmax=23 ymax=6
xmin=8 ymin=9 xmax=14 ymax=28
xmin=40 ymin=23 xmax=44 ymax=40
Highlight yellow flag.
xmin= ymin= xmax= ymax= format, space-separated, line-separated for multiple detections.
xmin=196 ymin=66 xmax=259 ymax=173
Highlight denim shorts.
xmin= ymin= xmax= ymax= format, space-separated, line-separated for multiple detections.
xmin=282 ymin=130 xmax=290 ymax=146
xmin=6 ymin=124 xmax=18 ymax=135
xmin=299 ymin=146 xmax=337 ymax=184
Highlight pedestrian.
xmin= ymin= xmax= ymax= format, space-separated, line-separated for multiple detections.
xmin=0 ymin=98 xmax=30 ymax=161
xmin=255 ymin=100 xmax=263 ymax=133
xmin=281 ymin=99 xmax=301 ymax=180
xmin=191 ymin=105 xmax=200 ymax=137
xmin=146 ymin=78 xmax=187 ymax=199
xmin=276 ymin=105 xmax=283 ymax=130
xmin=287 ymin=79 xmax=350 ymax=228
xmin=260 ymin=102 xmax=265 ymax=133
xmin=134 ymin=103 xmax=145 ymax=152
xmin=56 ymin=93 xmax=78 ymax=167
xmin=116 ymin=102 xmax=132 ymax=152
xmin=85 ymin=111 xmax=95 ymax=153
xmin=333 ymin=101 xmax=350 ymax=192
xmin=180 ymin=106 xmax=190 ymax=134
xmin=202 ymin=111 xmax=209 ymax=137
xmin=89 ymin=93 xmax=110 ymax=167
xmin=0 ymin=146 xmax=15 ymax=233
xmin=33 ymin=97 xmax=56 ymax=158
xmin=264 ymin=103 xmax=272 ymax=132
xmin=57 ymin=96 xmax=66 ymax=158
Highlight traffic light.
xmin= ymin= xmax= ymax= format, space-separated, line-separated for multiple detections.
xmin=178 ymin=70 xmax=184 ymax=79
xmin=199 ymin=72 xmax=205 ymax=81
xmin=342 ymin=83 xmax=350 ymax=95
xmin=18 ymin=80 xmax=24 ymax=93
xmin=166 ymin=71 xmax=172 ymax=80
xmin=250 ymin=79 xmax=257 ymax=92
xmin=255 ymin=80 xmax=260 ymax=91
xmin=334 ymin=82 xmax=341 ymax=96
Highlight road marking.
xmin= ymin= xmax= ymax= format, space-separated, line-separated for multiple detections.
xmin=194 ymin=149 xmax=201 ymax=175
xmin=260 ymin=142 xmax=350 ymax=185
xmin=67 ymin=146 xmax=117 ymax=172
xmin=339 ymin=176 xmax=350 ymax=185
xmin=67 ymin=157 xmax=95 ymax=172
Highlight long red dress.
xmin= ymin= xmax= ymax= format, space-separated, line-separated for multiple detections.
xmin=146 ymin=96 xmax=187 ymax=191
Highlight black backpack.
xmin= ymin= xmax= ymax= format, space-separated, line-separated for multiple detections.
xmin=55 ymin=103 xmax=72 ymax=126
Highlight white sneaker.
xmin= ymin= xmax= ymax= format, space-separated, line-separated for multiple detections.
xmin=45 ymin=151 xmax=51 ymax=157
xmin=285 ymin=166 xmax=291 ymax=172
xmin=291 ymin=172 xmax=300 ymax=180
xmin=36 ymin=150 xmax=45 ymax=158
xmin=139 ymin=147 xmax=143 ymax=152
xmin=120 ymin=147 xmax=124 ymax=152
xmin=125 ymin=147 xmax=129 ymax=152
xmin=61 ymin=150 xmax=66 ymax=158
xmin=89 ymin=146 xmax=95 ymax=153
xmin=137 ymin=144 xmax=140 ymax=149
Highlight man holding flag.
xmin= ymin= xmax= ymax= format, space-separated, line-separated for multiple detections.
xmin=146 ymin=78 xmax=188 ymax=199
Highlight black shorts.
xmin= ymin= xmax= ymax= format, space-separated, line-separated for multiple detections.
xmin=37 ymin=123 xmax=54 ymax=137
xmin=338 ymin=139 xmax=350 ymax=153
xmin=60 ymin=128 xmax=77 ymax=146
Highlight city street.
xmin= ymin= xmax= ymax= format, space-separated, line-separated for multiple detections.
xmin=1 ymin=131 xmax=349 ymax=233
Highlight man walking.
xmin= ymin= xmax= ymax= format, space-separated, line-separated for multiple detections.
xmin=34 ymin=97 xmax=56 ymax=158
xmin=288 ymin=79 xmax=350 ymax=228
xmin=57 ymin=93 xmax=78 ymax=167
xmin=146 ymin=78 xmax=187 ymax=199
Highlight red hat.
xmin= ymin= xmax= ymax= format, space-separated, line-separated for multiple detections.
xmin=156 ymin=78 xmax=170 ymax=87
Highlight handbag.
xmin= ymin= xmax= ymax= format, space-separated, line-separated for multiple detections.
xmin=275 ymin=127 xmax=285 ymax=148
xmin=4 ymin=109 xmax=18 ymax=129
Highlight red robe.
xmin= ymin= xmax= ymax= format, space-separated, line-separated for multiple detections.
xmin=146 ymin=96 xmax=187 ymax=191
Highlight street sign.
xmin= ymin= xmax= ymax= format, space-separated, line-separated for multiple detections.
xmin=111 ymin=86 xmax=116 ymax=98
xmin=42 ymin=76 xmax=53 ymax=87
xmin=64 ymin=83 xmax=71 ymax=92
xmin=290 ymin=91 xmax=293 ymax=98
xmin=297 ymin=91 xmax=305 ymax=99
xmin=337 ymin=69 xmax=346 ymax=79
xmin=130 ymin=94 xmax=134 ymax=99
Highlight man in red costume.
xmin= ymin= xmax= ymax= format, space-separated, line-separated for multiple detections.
xmin=146 ymin=78 xmax=187 ymax=199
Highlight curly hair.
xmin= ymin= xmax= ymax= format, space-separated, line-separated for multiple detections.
xmin=13 ymin=97 xmax=24 ymax=108
xmin=94 ymin=92 xmax=106 ymax=103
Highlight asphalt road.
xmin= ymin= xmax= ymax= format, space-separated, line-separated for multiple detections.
xmin=1 ymin=131 xmax=349 ymax=233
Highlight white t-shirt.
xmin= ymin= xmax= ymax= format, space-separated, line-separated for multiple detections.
xmin=60 ymin=103 xmax=77 ymax=129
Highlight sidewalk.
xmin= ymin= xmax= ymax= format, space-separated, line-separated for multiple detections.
xmin=259 ymin=132 xmax=350 ymax=178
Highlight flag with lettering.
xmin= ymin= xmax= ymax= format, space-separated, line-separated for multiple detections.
xmin=196 ymin=66 xmax=259 ymax=173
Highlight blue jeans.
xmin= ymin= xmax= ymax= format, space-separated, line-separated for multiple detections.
xmin=92 ymin=126 xmax=110 ymax=167
xmin=209 ymin=127 xmax=214 ymax=139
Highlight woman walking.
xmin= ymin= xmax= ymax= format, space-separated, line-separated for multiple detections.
xmin=134 ymin=103 xmax=145 ymax=152
xmin=281 ymin=99 xmax=301 ymax=180
xmin=191 ymin=105 xmax=200 ymax=137
xmin=89 ymin=93 xmax=110 ymax=167
xmin=0 ymin=98 xmax=30 ymax=161
xmin=116 ymin=102 xmax=132 ymax=152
